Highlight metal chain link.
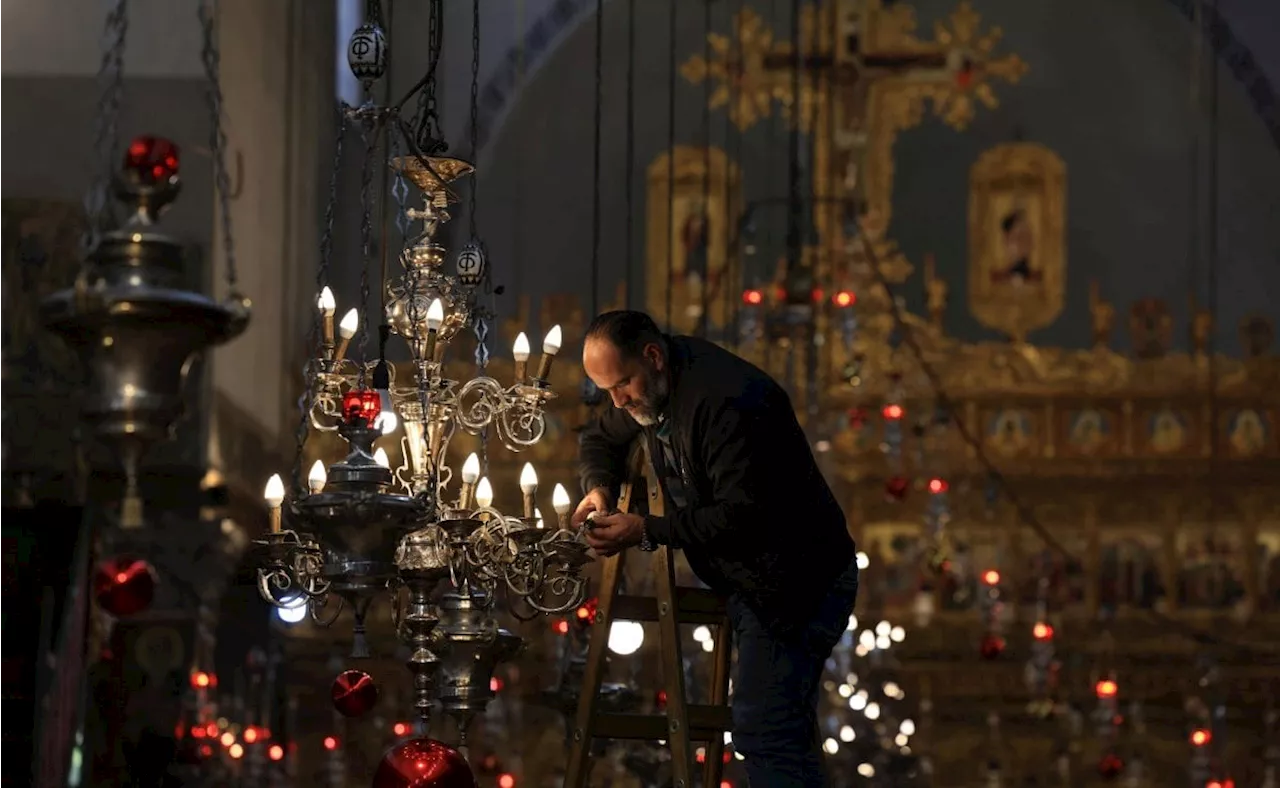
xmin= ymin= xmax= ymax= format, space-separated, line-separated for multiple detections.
xmin=413 ymin=0 xmax=446 ymax=154
xmin=468 ymin=0 xmax=481 ymax=239
xmin=82 ymin=0 xmax=130 ymax=255
xmin=356 ymin=116 xmax=379 ymax=387
xmin=291 ymin=105 xmax=348 ymax=495
xmin=198 ymin=0 xmax=240 ymax=296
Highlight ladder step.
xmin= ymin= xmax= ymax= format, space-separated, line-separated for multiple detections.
xmin=612 ymin=587 xmax=728 ymax=624
xmin=592 ymin=705 xmax=733 ymax=741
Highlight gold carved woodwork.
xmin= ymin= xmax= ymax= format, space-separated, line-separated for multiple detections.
xmin=966 ymin=143 xmax=1067 ymax=343
xmin=644 ymin=145 xmax=743 ymax=335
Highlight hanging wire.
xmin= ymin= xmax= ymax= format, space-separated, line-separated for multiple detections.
xmin=292 ymin=106 xmax=348 ymax=494
xmin=466 ymin=0 xmax=494 ymax=475
xmin=198 ymin=0 xmax=240 ymax=296
xmin=83 ymin=0 xmax=128 ymax=255
xmin=1205 ymin=0 xmax=1223 ymax=615
xmin=785 ymin=0 xmax=802 ymax=276
xmin=665 ymin=0 xmax=678 ymax=328
xmin=697 ymin=0 xmax=713 ymax=337
xmin=725 ymin=0 xmax=744 ymax=350
xmin=624 ymin=0 xmax=636 ymax=309
xmin=377 ymin=0 xmax=396 ymax=320
xmin=590 ymin=0 xmax=604 ymax=317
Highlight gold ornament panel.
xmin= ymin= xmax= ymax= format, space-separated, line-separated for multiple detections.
xmin=967 ymin=142 xmax=1067 ymax=342
xmin=645 ymin=145 xmax=742 ymax=334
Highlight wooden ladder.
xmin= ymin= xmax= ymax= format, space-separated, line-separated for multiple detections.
xmin=564 ymin=449 xmax=733 ymax=788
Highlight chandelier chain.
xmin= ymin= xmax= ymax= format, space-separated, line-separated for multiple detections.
xmin=356 ymin=117 xmax=380 ymax=387
xmin=412 ymin=0 xmax=447 ymax=154
xmin=292 ymin=106 xmax=348 ymax=495
xmin=468 ymin=0 xmax=481 ymax=239
xmin=83 ymin=0 xmax=129 ymax=255
xmin=199 ymin=0 xmax=241 ymax=295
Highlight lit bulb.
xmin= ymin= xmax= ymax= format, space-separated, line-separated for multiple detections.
xmin=847 ymin=614 xmax=859 ymax=632
xmin=519 ymin=462 xmax=538 ymax=494
xmin=692 ymin=625 xmax=711 ymax=643
xmin=376 ymin=409 xmax=398 ymax=435
xmin=512 ymin=332 xmax=530 ymax=361
xmin=823 ymin=738 xmax=839 ymax=755
xmin=338 ymin=308 xmax=359 ymax=338
xmin=317 ymin=286 xmax=336 ymax=315
xmin=263 ymin=474 xmax=285 ymax=508
xmin=374 ymin=448 xmax=390 ymax=468
xmin=461 ymin=453 xmax=481 ymax=484
xmin=839 ymin=725 xmax=855 ymax=742
xmin=876 ymin=620 xmax=891 ymax=636
xmin=426 ymin=299 xmax=444 ymax=331
xmin=900 ymin=719 xmax=916 ymax=736
xmin=307 ymin=461 xmax=327 ymax=494
xmin=552 ymin=483 xmax=571 ymax=515
xmin=856 ymin=550 xmax=870 ymax=569
xmin=534 ymin=508 xmax=544 ymax=529
xmin=542 ymin=324 xmax=562 ymax=354
xmin=606 ymin=620 xmax=645 ymax=656
xmin=475 ymin=477 xmax=494 ymax=508
xmin=890 ymin=625 xmax=905 ymax=643
xmin=865 ymin=702 xmax=881 ymax=720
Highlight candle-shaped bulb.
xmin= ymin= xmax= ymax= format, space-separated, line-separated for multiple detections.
xmin=519 ymin=462 xmax=538 ymax=494
xmin=374 ymin=448 xmax=390 ymax=468
xmin=307 ymin=461 xmax=327 ymax=494
xmin=542 ymin=324 xmax=563 ymax=355
xmin=426 ymin=299 xmax=445 ymax=331
xmin=552 ymin=483 xmax=572 ymax=516
xmin=264 ymin=474 xmax=286 ymax=508
xmin=338 ymin=308 xmax=359 ymax=339
xmin=377 ymin=409 xmax=398 ymax=435
xmin=535 ymin=508 xmax=545 ymax=529
xmin=317 ymin=287 xmax=336 ymax=316
xmin=475 ymin=477 xmax=494 ymax=509
xmin=461 ymin=453 xmax=481 ymax=484
xmin=512 ymin=332 xmax=531 ymax=361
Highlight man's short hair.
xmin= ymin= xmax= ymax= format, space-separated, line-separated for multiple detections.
xmin=584 ymin=310 xmax=665 ymax=361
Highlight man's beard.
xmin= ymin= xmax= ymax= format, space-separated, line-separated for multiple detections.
xmin=624 ymin=367 xmax=669 ymax=426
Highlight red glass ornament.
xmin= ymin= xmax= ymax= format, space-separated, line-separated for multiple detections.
xmin=1095 ymin=679 xmax=1118 ymax=699
xmin=93 ymin=556 xmax=157 ymax=617
xmin=979 ymin=633 xmax=1005 ymax=660
xmin=372 ymin=738 xmax=477 ymax=788
xmin=1032 ymin=621 xmax=1054 ymax=641
xmin=882 ymin=403 xmax=904 ymax=421
xmin=343 ymin=389 xmax=382 ymax=426
xmin=575 ymin=597 xmax=599 ymax=626
xmin=742 ymin=289 xmax=763 ymax=305
xmin=1096 ymin=752 xmax=1124 ymax=780
xmin=124 ymin=136 xmax=180 ymax=185
xmin=884 ymin=476 xmax=909 ymax=502
xmin=928 ymin=477 xmax=948 ymax=494
xmin=331 ymin=669 xmax=379 ymax=718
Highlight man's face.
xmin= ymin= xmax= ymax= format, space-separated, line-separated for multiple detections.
xmin=583 ymin=337 xmax=669 ymax=426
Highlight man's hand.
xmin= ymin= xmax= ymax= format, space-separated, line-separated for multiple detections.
xmin=583 ymin=512 xmax=646 ymax=557
xmin=571 ymin=486 xmax=615 ymax=527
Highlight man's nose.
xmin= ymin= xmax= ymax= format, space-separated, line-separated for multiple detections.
xmin=610 ymin=389 xmax=628 ymax=409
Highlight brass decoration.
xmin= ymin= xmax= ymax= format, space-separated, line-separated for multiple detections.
xmin=645 ymin=145 xmax=742 ymax=334
xmin=1224 ymin=408 xmax=1272 ymax=458
xmin=967 ymin=143 xmax=1067 ymax=343
xmin=923 ymin=253 xmax=948 ymax=331
xmin=1129 ymin=298 xmax=1173 ymax=359
xmin=1062 ymin=407 xmax=1117 ymax=457
xmin=681 ymin=5 xmax=833 ymax=132
xmin=389 ymin=156 xmax=475 ymax=204
xmin=1088 ymin=280 xmax=1115 ymax=349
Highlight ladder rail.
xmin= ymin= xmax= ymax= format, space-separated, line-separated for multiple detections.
xmin=564 ymin=443 xmax=731 ymax=788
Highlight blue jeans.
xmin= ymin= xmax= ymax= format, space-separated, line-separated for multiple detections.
xmin=729 ymin=559 xmax=859 ymax=787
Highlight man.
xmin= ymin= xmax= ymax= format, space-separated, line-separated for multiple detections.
xmin=573 ymin=310 xmax=858 ymax=787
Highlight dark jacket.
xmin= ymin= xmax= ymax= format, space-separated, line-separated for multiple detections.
xmin=578 ymin=334 xmax=855 ymax=633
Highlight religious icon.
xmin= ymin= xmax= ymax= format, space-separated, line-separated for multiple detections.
xmin=986 ymin=409 xmax=1033 ymax=457
xmin=1067 ymin=409 xmax=1110 ymax=454
xmin=1227 ymin=409 xmax=1268 ymax=458
xmin=1147 ymin=409 xmax=1187 ymax=454
xmin=646 ymin=146 xmax=742 ymax=334
xmin=967 ymin=143 xmax=1066 ymax=342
